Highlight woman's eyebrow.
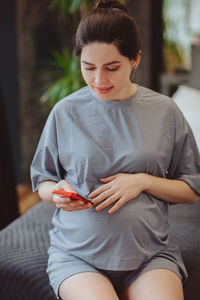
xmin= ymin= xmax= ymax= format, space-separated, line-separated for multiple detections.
xmin=81 ymin=60 xmax=121 ymax=66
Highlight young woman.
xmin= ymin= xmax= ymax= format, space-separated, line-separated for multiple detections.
xmin=31 ymin=1 xmax=200 ymax=299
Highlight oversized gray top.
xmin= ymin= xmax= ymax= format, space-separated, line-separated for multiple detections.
xmin=31 ymin=85 xmax=200 ymax=270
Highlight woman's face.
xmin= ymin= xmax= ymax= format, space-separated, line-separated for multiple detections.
xmin=80 ymin=42 xmax=139 ymax=101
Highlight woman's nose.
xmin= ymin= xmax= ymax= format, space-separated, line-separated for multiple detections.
xmin=94 ymin=70 xmax=106 ymax=85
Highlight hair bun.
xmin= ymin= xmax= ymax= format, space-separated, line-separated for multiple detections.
xmin=95 ymin=0 xmax=127 ymax=12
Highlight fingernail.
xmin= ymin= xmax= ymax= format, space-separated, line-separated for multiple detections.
xmin=96 ymin=206 xmax=101 ymax=211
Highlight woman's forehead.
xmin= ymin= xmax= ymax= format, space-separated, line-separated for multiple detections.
xmin=81 ymin=42 xmax=128 ymax=63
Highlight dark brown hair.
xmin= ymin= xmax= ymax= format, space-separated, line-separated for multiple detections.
xmin=74 ymin=0 xmax=141 ymax=60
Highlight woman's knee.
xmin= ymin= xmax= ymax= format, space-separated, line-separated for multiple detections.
xmin=59 ymin=271 xmax=119 ymax=300
xmin=120 ymin=269 xmax=184 ymax=300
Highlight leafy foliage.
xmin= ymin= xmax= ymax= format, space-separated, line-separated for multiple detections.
xmin=162 ymin=0 xmax=185 ymax=72
xmin=49 ymin=0 xmax=93 ymax=15
xmin=41 ymin=49 xmax=85 ymax=106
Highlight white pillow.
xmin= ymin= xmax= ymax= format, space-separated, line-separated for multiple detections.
xmin=172 ymin=85 xmax=200 ymax=151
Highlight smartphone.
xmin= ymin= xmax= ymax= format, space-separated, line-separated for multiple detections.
xmin=52 ymin=190 xmax=93 ymax=205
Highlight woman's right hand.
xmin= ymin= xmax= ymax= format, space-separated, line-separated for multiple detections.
xmin=52 ymin=180 xmax=93 ymax=211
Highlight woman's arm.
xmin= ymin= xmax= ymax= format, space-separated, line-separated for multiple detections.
xmin=143 ymin=173 xmax=199 ymax=204
xmin=38 ymin=180 xmax=58 ymax=204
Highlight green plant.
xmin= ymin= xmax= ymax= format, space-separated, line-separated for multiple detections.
xmin=163 ymin=0 xmax=186 ymax=72
xmin=49 ymin=0 xmax=92 ymax=15
xmin=41 ymin=49 xmax=85 ymax=106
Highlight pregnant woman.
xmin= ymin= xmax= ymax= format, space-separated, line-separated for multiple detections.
xmin=31 ymin=1 xmax=200 ymax=299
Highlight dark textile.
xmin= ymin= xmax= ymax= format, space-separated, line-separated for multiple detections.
xmin=0 ymin=200 xmax=200 ymax=300
xmin=169 ymin=201 xmax=200 ymax=300
xmin=0 ymin=201 xmax=56 ymax=300
xmin=0 ymin=83 xmax=19 ymax=229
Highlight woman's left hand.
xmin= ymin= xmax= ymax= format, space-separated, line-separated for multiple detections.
xmin=88 ymin=173 xmax=145 ymax=214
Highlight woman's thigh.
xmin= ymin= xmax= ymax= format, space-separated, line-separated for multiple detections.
xmin=120 ymin=269 xmax=184 ymax=300
xmin=59 ymin=271 xmax=119 ymax=300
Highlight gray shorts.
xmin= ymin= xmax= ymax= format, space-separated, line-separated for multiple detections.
xmin=47 ymin=245 xmax=188 ymax=299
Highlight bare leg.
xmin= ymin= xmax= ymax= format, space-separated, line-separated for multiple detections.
xmin=120 ymin=269 xmax=184 ymax=300
xmin=59 ymin=271 xmax=119 ymax=300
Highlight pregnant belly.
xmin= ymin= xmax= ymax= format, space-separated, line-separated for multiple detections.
xmin=51 ymin=193 xmax=169 ymax=269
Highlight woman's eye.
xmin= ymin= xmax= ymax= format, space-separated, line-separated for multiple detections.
xmin=107 ymin=66 xmax=120 ymax=72
xmin=84 ymin=66 xmax=120 ymax=71
xmin=84 ymin=68 xmax=95 ymax=71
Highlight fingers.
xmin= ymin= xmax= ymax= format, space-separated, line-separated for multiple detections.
xmin=95 ymin=194 xmax=120 ymax=211
xmin=88 ymin=174 xmax=125 ymax=213
xmin=100 ymin=174 xmax=118 ymax=183
xmin=89 ymin=186 xmax=124 ymax=213
xmin=89 ymin=188 xmax=113 ymax=204
xmin=88 ymin=184 xmax=110 ymax=199
xmin=107 ymin=196 xmax=127 ymax=214
xmin=53 ymin=194 xmax=93 ymax=211
xmin=89 ymin=173 xmax=120 ymax=199
xmin=93 ymin=193 xmax=128 ymax=214
xmin=56 ymin=179 xmax=75 ymax=192
xmin=53 ymin=180 xmax=85 ymax=211
xmin=55 ymin=201 xmax=92 ymax=211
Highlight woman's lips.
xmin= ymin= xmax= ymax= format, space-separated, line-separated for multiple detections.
xmin=95 ymin=86 xmax=113 ymax=94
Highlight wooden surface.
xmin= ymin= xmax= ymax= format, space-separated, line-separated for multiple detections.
xmin=17 ymin=184 xmax=40 ymax=215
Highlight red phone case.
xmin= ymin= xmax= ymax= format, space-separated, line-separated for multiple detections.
xmin=52 ymin=190 xmax=93 ymax=205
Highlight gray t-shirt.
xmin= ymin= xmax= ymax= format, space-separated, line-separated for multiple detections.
xmin=31 ymin=85 xmax=200 ymax=270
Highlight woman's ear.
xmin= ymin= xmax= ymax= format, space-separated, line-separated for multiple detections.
xmin=131 ymin=50 xmax=142 ymax=70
